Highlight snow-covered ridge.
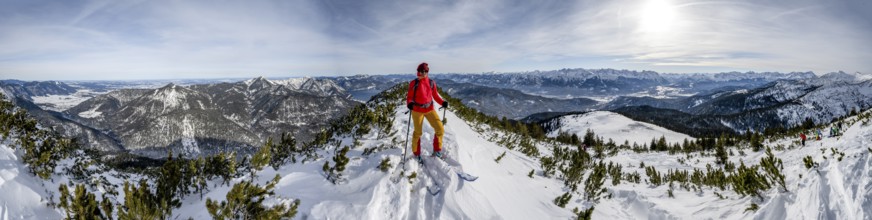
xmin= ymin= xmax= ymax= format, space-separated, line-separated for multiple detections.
xmin=242 ymin=76 xmax=347 ymax=96
xmin=546 ymin=111 xmax=695 ymax=145
xmin=3 ymin=81 xmax=872 ymax=219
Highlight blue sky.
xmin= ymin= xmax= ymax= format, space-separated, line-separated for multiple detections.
xmin=1 ymin=0 xmax=870 ymax=80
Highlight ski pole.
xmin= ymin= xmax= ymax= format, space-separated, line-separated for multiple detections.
xmin=441 ymin=106 xmax=447 ymax=124
xmin=402 ymin=110 xmax=412 ymax=164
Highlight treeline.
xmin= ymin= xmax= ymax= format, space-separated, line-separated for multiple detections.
xmin=55 ymin=141 xmax=300 ymax=219
xmin=641 ymin=147 xmax=787 ymax=200
xmin=2 ymin=93 xmax=301 ymax=219
xmin=55 ymin=149 xmax=298 ymax=219
xmin=551 ymin=128 xmax=769 ymax=159
xmin=540 ymin=126 xmax=790 ymax=216
xmin=0 ymin=93 xmax=77 ymax=179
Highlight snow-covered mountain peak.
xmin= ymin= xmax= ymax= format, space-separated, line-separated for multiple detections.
xmin=820 ymin=71 xmax=856 ymax=82
xmin=272 ymin=77 xmax=312 ymax=89
xmin=786 ymin=71 xmax=817 ymax=79
xmin=855 ymin=71 xmax=872 ymax=81
xmin=243 ymin=76 xmax=274 ymax=91
xmin=150 ymin=83 xmax=194 ymax=110
xmin=273 ymin=77 xmax=347 ymax=97
xmin=818 ymin=71 xmax=872 ymax=84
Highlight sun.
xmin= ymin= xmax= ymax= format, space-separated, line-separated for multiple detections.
xmin=638 ymin=0 xmax=678 ymax=33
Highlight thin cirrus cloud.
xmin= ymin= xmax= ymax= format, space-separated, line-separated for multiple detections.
xmin=0 ymin=0 xmax=869 ymax=80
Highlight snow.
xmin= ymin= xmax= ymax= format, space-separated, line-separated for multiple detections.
xmin=625 ymin=86 xmax=696 ymax=99
xmin=271 ymin=77 xmax=311 ymax=89
xmin=548 ymin=111 xmax=695 ymax=145
xmin=754 ymin=118 xmax=872 ymax=220
xmin=3 ymin=89 xmax=872 ymax=219
xmin=180 ymin=116 xmax=200 ymax=157
xmin=30 ymin=90 xmax=103 ymax=112
xmin=577 ymin=111 xmax=871 ymax=219
xmin=0 ymin=143 xmax=63 ymax=219
xmin=0 ymin=88 xmax=9 ymax=100
xmin=77 ymin=104 xmax=103 ymax=118
xmin=169 ymin=104 xmax=573 ymax=219
xmin=855 ymin=72 xmax=872 ymax=81
xmin=151 ymin=84 xmax=188 ymax=111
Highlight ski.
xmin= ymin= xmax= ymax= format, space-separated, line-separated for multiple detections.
xmin=426 ymin=184 xmax=442 ymax=195
xmin=457 ymin=172 xmax=478 ymax=182
xmin=435 ymin=153 xmax=479 ymax=182
xmin=419 ymin=156 xmax=444 ymax=196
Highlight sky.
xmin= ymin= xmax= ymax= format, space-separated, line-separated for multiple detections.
xmin=1 ymin=0 xmax=870 ymax=80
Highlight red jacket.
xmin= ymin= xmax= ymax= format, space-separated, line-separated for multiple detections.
xmin=407 ymin=77 xmax=445 ymax=113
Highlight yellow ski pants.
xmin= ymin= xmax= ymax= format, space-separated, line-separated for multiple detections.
xmin=412 ymin=109 xmax=444 ymax=156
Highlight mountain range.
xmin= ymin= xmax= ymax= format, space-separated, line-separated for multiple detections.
xmin=1 ymin=77 xmax=358 ymax=157
xmin=4 ymin=78 xmax=872 ymax=219
xmin=433 ymin=68 xmax=817 ymax=98
xmin=1 ymin=69 xmax=869 ymax=157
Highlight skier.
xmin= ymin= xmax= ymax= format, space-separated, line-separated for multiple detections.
xmin=800 ymin=133 xmax=806 ymax=146
xmin=407 ymin=62 xmax=448 ymax=163
xmin=816 ymin=129 xmax=822 ymax=140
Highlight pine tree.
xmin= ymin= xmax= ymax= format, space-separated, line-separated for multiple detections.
xmin=494 ymin=151 xmax=506 ymax=163
xmin=574 ymin=206 xmax=594 ymax=220
xmin=100 ymin=195 xmax=113 ymax=220
xmin=584 ymin=162 xmax=607 ymax=202
xmin=760 ymin=147 xmax=787 ymax=192
xmin=650 ymin=138 xmax=657 ymax=151
xmin=657 ymin=136 xmax=667 ymax=151
xmin=206 ymin=175 xmax=300 ymax=220
xmin=58 ymin=184 xmax=106 ymax=219
xmin=378 ymin=158 xmax=391 ymax=172
xmin=195 ymin=157 xmax=208 ymax=198
xmin=118 ymin=181 xmax=162 ymax=220
xmin=553 ymin=192 xmax=572 ymax=208
xmin=225 ymin=152 xmax=238 ymax=185
xmin=272 ymin=132 xmax=298 ymax=167
xmin=72 ymin=184 xmax=103 ymax=219
xmin=715 ymin=140 xmax=728 ymax=165
xmin=571 ymin=133 xmax=580 ymax=146
xmin=582 ymin=129 xmax=596 ymax=147
xmin=803 ymin=155 xmax=818 ymax=169
xmin=593 ymin=143 xmax=605 ymax=159
xmin=729 ymin=161 xmax=769 ymax=199
xmin=325 ymin=146 xmax=351 ymax=184
xmin=58 ymin=184 xmax=72 ymax=218
xmin=155 ymin=152 xmax=182 ymax=216
xmin=250 ymin=138 xmax=272 ymax=180
xmin=645 ymin=166 xmax=662 ymax=186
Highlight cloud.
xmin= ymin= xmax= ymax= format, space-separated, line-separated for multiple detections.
xmin=500 ymin=0 xmax=872 ymax=74
xmin=0 ymin=0 xmax=870 ymax=80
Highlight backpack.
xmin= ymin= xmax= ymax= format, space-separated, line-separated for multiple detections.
xmin=411 ymin=78 xmax=436 ymax=108
xmin=413 ymin=78 xmax=435 ymax=93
